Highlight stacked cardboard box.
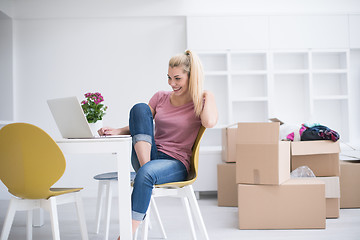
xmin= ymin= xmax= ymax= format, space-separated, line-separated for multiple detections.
xmin=236 ymin=123 xmax=326 ymax=229
xmin=340 ymin=160 xmax=360 ymax=208
xmin=221 ymin=123 xmax=237 ymax=163
xmin=217 ymin=163 xmax=237 ymax=207
xmin=217 ymin=124 xmax=238 ymax=207
xmin=291 ymin=141 xmax=341 ymax=218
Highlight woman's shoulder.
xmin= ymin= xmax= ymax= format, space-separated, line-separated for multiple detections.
xmin=155 ymin=90 xmax=171 ymax=97
xmin=152 ymin=91 xmax=171 ymax=101
xmin=150 ymin=91 xmax=171 ymax=106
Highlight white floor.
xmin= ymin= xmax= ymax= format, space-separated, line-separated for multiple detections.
xmin=0 ymin=193 xmax=359 ymax=240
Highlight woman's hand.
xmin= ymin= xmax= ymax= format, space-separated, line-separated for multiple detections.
xmin=98 ymin=126 xmax=130 ymax=136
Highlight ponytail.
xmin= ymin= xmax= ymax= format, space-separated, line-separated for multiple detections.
xmin=169 ymin=50 xmax=204 ymax=117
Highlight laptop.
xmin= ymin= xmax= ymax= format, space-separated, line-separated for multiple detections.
xmin=47 ymin=96 xmax=130 ymax=139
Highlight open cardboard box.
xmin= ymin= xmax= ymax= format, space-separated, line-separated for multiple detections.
xmin=291 ymin=141 xmax=340 ymax=176
xmin=269 ymin=118 xmax=340 ymax=177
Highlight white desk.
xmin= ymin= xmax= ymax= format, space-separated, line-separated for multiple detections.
xmin=56 ymin=137 xmax=132 ymax=239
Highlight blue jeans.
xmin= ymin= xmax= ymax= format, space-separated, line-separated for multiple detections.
xmin=129 ymin=103 xmax=188 ymax=221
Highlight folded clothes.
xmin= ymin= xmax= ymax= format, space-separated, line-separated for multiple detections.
xmin=301 ymin=124 xmax=340 ymax=142
xmin=286 ymin=123 xmax=340 ymax=142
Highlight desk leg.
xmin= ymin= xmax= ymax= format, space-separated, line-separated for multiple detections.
xmin=116 ymin=141 xmax=132 ymax=239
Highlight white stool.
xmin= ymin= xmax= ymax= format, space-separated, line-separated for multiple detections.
xmin=94 ymin=172 xmax=167 ymax=240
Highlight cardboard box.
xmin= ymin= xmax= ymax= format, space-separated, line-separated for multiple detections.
xmin=340 ymin=160 xmax=360 ymax=208
xmin=236 ymin=122 xmax=290 ymax=185
xmin=294 ymin=176 xmax=340 ymax=218
xmin=238 ymin=178 xmax=326 ymax=229
xmin=291 ymin=141 xmax=340 ymax=176
xmin=326 ymin=198 xmax=340 ymax=219
xmin=222 ymin=124 xmax=237 ymax=163
xmin=217 ymin=163 xmax=237 ymax=207
xmin=318 ymin=177 xmax=340 ymax=218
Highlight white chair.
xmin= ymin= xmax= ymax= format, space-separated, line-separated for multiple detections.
xmin=94 ymin=126 xmax=208 ymax=240
xmin=0 ymin=123 xmax=88 ymax=240
xmin=94 ymin=172 xmax=167 ymax=240
xmin=141 ymin=126 xmax=209 ymax=240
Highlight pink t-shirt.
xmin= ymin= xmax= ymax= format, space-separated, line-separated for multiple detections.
xmin=149 ymin=91 xmax=202 ymax=172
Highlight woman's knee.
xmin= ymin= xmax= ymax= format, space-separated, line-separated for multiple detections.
xmin=130 ymin=103 xmax=151 ymax=118
xmin=134 ymin=164 xmax=156 ymax=186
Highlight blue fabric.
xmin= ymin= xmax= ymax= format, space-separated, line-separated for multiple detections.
xmin=129 ymin=103 xmax=188 ymax=221
xmin=129 ymin=103 xmax=158 ymax=172
xmin=301 ymin=124 xmax=340 ymax=142
xmin=93 ymin=171 xmax=136 ymax=183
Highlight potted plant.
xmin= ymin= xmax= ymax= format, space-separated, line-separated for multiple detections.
xmin=81 ymin=92 xmax=108 ymax=135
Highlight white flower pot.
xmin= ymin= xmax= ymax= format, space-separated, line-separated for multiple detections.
xmin=89 ymin=120 xmax=103 ymax=136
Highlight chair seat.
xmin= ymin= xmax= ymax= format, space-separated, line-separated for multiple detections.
xmin=94 ymin=172 xmax=118 ymax=181
xmin=48 ymin=187 xmax=83 ymax=198
xmin=94 ymin=171 xmax=136 ymax=182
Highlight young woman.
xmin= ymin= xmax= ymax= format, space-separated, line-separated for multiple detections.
xmin=98 ymin=50 xmax=218 ymax=238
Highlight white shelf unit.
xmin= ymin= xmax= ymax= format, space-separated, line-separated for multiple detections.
xmin=195 ymin=49 xmax=350 ymax=194
xmin=199 ymin=49 xmax=350 ymax=141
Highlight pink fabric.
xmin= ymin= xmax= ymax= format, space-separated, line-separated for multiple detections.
xmin=299 ymin=125 xmax=307 ymax=136
xmin=149 ymin=91 xmax=201 ymax=173
xmin=286 ymin=125 xmax=308 ymax=141
xmin=287 ymin=132 xmax=295 ymax=141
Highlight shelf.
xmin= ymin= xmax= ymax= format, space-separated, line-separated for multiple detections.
xmin=312 ymin=69 xmax=347 ymax=74
xmin=199 ymin=53 xmax=227 ymax=71
xmin=231 ymin=53 xmax=267 ymax=71
xmin=313 ymin=95 xmax=348 ymax=100
xmin=232 ymin=101 xmax=268 ymax=123
xmin=273 ymin=70 xmax=309 ymax=75
xmin=313 ymin=99 xmax=349 ymax=142
xmin=231 ymin=74 xmax=267 ymax=99
xmin=232 ymin=97 xmax=268 ymax=102
xmin=312 ymin=52 xmax=347 ymax=70
xmin=273 ymin=52 xmax=309 ymax=70
xmin=204 ymin=75 xmax=229 ymax=126
xmin=196 ymin=49 xmax=349 ymax=141
xmin=204 ymin=71 xmax=228 ymax=76
xmin=231 ymin=70 xmax=267 ymax=75
xmin=312 ymin=72 xmax=347 ymax=96
xmin=199 ymin=146 xmax=222 ymax=154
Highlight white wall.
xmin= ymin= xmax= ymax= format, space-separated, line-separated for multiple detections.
xmin=0 ymin=16 xmax=186 ymax=199
xmin=7 ymin=0 xmax=360 ymax=18
xmin=0 ymin=11 xmax=13 ymax=121
xmin=14 ymin=17 xmax=186 ymax=138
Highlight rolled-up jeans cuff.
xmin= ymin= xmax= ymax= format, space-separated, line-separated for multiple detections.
xmin=132 ymin=134 xmax=152 ymax=146
xmin=132 ymin=210 xmax=146 ymax=221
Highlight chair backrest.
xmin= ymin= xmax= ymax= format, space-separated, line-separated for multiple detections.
xmin=0 ymin=123 xmax=66 ymax=199
xmin=156 ymin=125 xmax=206 ymax=188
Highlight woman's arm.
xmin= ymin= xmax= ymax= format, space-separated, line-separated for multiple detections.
xmin=98 ymin=126 xmax=130 ymax=136
xmin=200 ymin=91 xmax=218 ymax=128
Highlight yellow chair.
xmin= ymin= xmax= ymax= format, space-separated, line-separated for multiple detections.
xmin=0 ymin=123 xmax=88 ymax=240
xmin=138 ymin=125 xmax=209 ymax=240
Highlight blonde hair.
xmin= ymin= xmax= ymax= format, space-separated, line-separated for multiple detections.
xmin=169 ymin=50 xmax=204 ymax=117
